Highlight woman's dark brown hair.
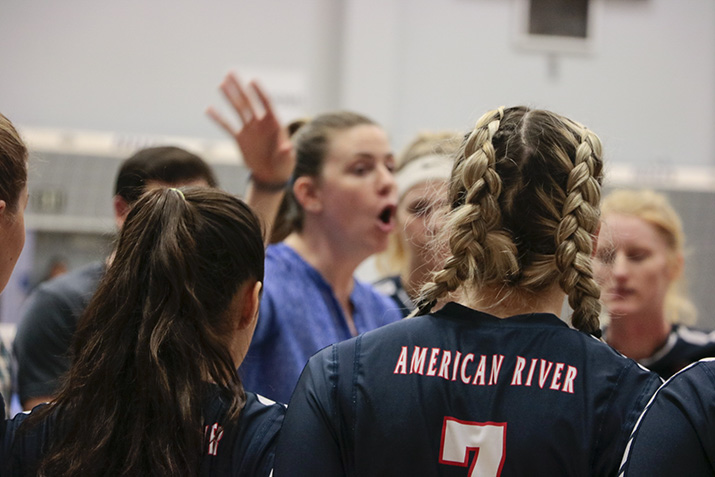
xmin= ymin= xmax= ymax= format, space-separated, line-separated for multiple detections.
xmin=29 ymin=187 xmax=264 ymax=476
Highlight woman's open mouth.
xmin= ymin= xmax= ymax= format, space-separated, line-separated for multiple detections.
xmin=377 ymin=205 xmax=396 ymax=232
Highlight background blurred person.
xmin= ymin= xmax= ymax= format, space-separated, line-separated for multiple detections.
xmin=38 ymin=257 xmax=68 ymax=285
xmin=594 ymin=188 xmax=713 ymax=379
xmin=14 ymin=146 xmax=218 ymax=410
xmin=374 ymin=131 xmax=460 ymax=316
xmin=209 ymin=72 xmax=402 ymax=403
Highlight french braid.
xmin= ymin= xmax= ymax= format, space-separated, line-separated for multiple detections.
xmin=555 ymin=126 xmax=603 ymax=334
xmin=416 ymin=107 xmax=605 ymax=337
xmin=415 ymin=107 xmax=518 ymax=315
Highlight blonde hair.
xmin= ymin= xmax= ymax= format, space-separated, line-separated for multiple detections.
xmin=415 ymin=107 xmax=604 ymax=335
xmin=377 ymin=131 xmax=461 ymax=276
xmin=602 ymin=189 xmax=696 ymax=324
xmin=398 ymin=131 xmax=462 ymax=167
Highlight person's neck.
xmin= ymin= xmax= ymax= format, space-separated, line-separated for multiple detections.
xmin=283 ymin=232 xmax=361 ymax=313
xmin=458 ymin=284 xmax=566 ymax=319
xmin=605 ymin=311 xmax=671 ymax=361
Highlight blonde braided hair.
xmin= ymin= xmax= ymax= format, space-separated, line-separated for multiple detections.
xmin=554 ymin=124 xmax=603 ymax=334
xmin=415 ymin=107 xmax=604 ymax=335
xmin=415 ymin=107 xmax=518 ymax=314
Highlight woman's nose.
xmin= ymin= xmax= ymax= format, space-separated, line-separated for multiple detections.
xmin=377 ymin=163 xmax=396 ymax=195
xmin=612 ymin=253 xmax=629 ymax=279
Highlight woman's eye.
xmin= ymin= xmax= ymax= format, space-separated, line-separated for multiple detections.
xmin=351 ymin=163 xmax=371 ymax=175
xmin=628 ymin=251 xmax=649 ymax=262
xmin=408 ymin=201 xmax=431 ymax=216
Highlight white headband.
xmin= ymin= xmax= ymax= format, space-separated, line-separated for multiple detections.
xmin=396 ymin=154 xmax=453 ymax=200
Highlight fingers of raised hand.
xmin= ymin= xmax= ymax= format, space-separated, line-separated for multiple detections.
xmin=250 ymin=80 xmax=277 ymax=121
xmin=205 ymin=106 xmax=236 ymax=136
xmin=220 ymin=73 xmax=258 ymax=125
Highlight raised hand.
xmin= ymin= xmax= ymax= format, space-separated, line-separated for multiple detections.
xmin=207 ymin=72 xmax=295 ymax=186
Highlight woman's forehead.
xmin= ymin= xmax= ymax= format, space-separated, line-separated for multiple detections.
xmin=325 ymin=125 xmax=391 ymax=160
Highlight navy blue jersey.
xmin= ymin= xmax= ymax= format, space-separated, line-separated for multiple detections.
xmin=619 ymin=357 xmax=715 ymax=476
xmin=275 ymin=302 xmax=661 ymax=477
xmin=639 ymin=324 xmax=715 ymax=379
xmin=0 ymin=389 xmax=285 ymax=476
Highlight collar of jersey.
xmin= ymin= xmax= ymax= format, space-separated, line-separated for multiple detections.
xmin=433 ymin=302 xmax=568 ymax=329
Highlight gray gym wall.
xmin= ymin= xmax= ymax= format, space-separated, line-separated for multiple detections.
xmin=1 ymin=0 xmax=714 ymax=327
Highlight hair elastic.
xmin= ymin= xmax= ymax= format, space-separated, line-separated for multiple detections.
xmin=168 ymin=187 xmax=185 ymax=200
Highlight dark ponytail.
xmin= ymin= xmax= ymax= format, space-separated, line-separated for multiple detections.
xmin=30 ymin=187 xmax=264 ymax=476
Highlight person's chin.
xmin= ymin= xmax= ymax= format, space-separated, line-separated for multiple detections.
xmin=374 ymin=236 xmax=390 ymax=253
xmin=365 ymin=231 xmax=390 ymax=253
xmin=605 ymin=302 xmax=640 ymax=318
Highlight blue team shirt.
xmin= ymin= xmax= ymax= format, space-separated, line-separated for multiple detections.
xmin=620 ymin=357 xmax=715 ymax=476
xmin=0 ymin=389 xmax=285 ymax=476
xmin=240 ymin=243 xmax=401 ymax=403
xmin=275 ymin=302 xmax=662 ymax=476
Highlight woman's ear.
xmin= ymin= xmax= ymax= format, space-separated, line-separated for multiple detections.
xmin=292 ymin=176 xmax=322 ymax=214
xmin=0 ymin=200 xmax=6 ymax=216
xmin=231 ymin=281 xmax=263 ymax=368
xmin=113 ymin=195 xmax=131 ymax=229
xmin=669 ymin=252 xmax=684 ymax=281
xmin=238 ymin=281 xmax=263 ymax=330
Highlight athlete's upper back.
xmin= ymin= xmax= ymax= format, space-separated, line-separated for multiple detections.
xmin=276 ymin=302 xmax=662 ymax=477
xmin=1 ymin=389 xmax=285 ymax=477
xmin=619 ymin=357 xmax=715 ymax=476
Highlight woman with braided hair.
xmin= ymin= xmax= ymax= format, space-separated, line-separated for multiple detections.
xmin=274 ymin=107 xmax=661 ymax=476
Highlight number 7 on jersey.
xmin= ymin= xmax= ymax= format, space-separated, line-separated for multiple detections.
xmin=439 ymin=417 xmax=506 ymax=476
